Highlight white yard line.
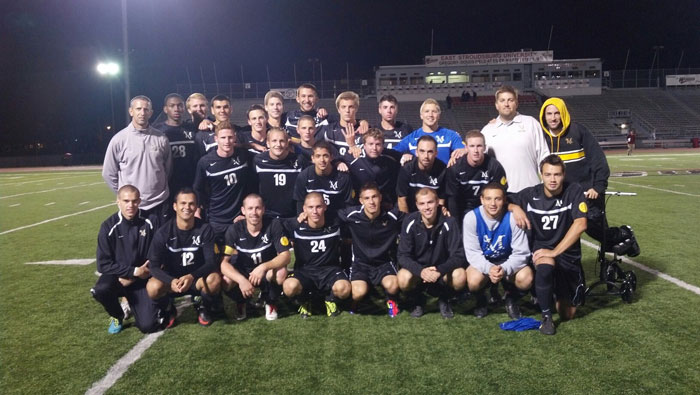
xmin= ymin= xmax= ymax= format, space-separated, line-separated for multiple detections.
xmin=25 ymin=259 xmax=94 ymax=265
xmin=9 ymin=203 xmax=20 ymax=207
xmin=0 ymin=174 xmax=97 ymax=187
xmin=44 ymin=202 xmax=55 ymax=206
xmin=0 ymin=181 xmax=104 ymax=199
xmin=79 ymin=201 xmax=91 ymax=205
xmin=608 ymin=179 xmax=700 ymax=197
xmin=581 ymin=239 xmax=700 ymax=295
xmin=0 ymin=203 xmax=113 ymax=235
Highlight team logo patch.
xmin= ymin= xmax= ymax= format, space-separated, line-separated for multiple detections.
xmin=578 ymin=202 xmax=588 ymax=213
xmin=566 ymin=138 xmax=573 ymax=144
xmin=500 ymin=176 xmax=507 ymax=186
xmin=280 ymin=236 xmax=289 ymax=246
xmin=192 ymin=235 xmax=201 ymax=246
xmin=139 ymin=229 xmax=147 ymax=237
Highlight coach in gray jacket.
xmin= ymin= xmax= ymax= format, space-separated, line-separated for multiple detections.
xmin=103 ymin=95 xmax=172 ymax=225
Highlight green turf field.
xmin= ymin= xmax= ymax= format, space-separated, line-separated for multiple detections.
xmin=1 ymin=151 xmax=699 ymax=394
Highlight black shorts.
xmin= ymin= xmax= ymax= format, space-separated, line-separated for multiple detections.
xmin=209 ymin=221 xmax=231 ymax=253
xmin=288 ymin=266 xmax=348 ymax=293
xmin=349 ymin=261 xmax=398 ymax=285
xmin=554 ymin=257 xmax=585 ymax=306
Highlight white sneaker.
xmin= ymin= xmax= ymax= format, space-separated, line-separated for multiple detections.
xmin=234 ymin=303 xmax=247 ymax=321
xmin=120 ymin=297 xmax=132 ymax=320
xmin=264 ymin=303 xmax=278 ymax=321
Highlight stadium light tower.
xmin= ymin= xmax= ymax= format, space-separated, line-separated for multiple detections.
xmin=97 ymin=61 xmax=120 ymax=130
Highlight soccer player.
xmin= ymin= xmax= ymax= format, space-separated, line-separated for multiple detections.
xmin=445 ymin=130 xmax=508 ymax=224
xmin=376 ymin=94 xmax=413 ymax=158
xmin=238 ymin=104 xmax=269 ymax=154
xmin=146 ymin=188 xmax=221 ymax=327
xmin=293 ymin=141 xmax=353 ymax=217
xmin=480 ymin=85 xmax=550 ymax=193
xmin=254 ymin=127 xmax=310 ymax=218
xmin=282 ymin=193 xmax=351 ymax=318
xmin=102 ymin=95 xmax=172 ymax=227
xmin=539 ymin=98 xmax=639 ymax=256
xmin=153 ymin=94 xmax=199 ymax=200
xmin=92 ymin=185 xmax=159 ymax=334
xmin=396 ymin=136 xmax=446 ymax=213
xmin=194 ymin=95 xmax=245 ymax=157
xmin=463 ymin=183 xmax=532 ymax=318
xmin=318 ymin=91 xmax=365 ymax=160
xmin=397 ymin=188 xmax=467 ymax=318
xmin=193 ymin=121 xmax=254 ymax=244
xmin=337 ymin=183 xmax=404 ymax=316
xmin=220 ymin=194 xmax=291 ymax=321
xmin=284 ymin=83 xmax=330 ymax=138
xmin=392 ymin=98 xmax=464 ymax=165
xmin=294 ymin=115 xmax=340 ymax=164
xmin=264 ymin=90 xmax=285 ymax=129
xmin=512 ymin=155 xmax=588 ymax=335
xmin=348 ymin=129 xmax=400 ymax=208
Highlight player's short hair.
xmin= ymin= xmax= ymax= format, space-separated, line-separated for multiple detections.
xmin=539 ymin=154 xmax=566 ymax=173
xmin=420 ymin=98 xmax=441 ymax=114
xmin=266 ymin=127 xmax=288 ymax=140
xmin=495 ymin=85 xmax=519 ymax=101
xmin=297 ymin=83 xmax=318 ymax=96
xmin=481 ymin=182 xmax=506 ymax=197
xmin=163 ymin=93 xmax=184 ymax=106
xmin=186 ymin=93 xmax=207 ymax=108
xmin=215 ymin=121 xmax=235 ymax=136
xmin=264 ymin=90 xmax=284 ymax=106
xmin=117 ymin=184 xmax=140 ymax=198
xmin=359 ymin=181 xmax=381 ymax=197
xmin=304 ymin=192 xmax=325 ymax=206
xmin=416 ymin=135 xmax=437 ymax=148
xmin=242 ymin=193 xmax=264 ymax=207
xmin=312 ymin=140 xmax=333 ymax=156
xmin=246 ymin=104 xmax=268 ymax=119
xmin=211 ymin=94 xmax=231 ymax=104
xmin=378 ymin=94 xmax=398 ymax=106
xmin=174 ymin=187 xmax=198 ymax=205
xmin=415 ymin=187 xmax=438 ymax=200
xmin=298 ymin=115 xmax=315 ymax=127
xmin=335 ymin=91 xmax=359 ymax=110
xmin=362 ymin=128 xmax=384 ymax=143
xmin=459 ymin=129 xmax=485 ymax=143
xmin=130 ymin=95 xmax=152 ymax=108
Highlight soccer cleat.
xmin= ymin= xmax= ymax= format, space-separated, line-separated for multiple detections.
xmin=108 ymin=317 xmax=123 ymax=334
xmin=234 ymin=303 xmax=247 ymax=321
xmin=474 ymin=290 xmax=488 ymax=318
xmin=438 ymin=298 xmax=454 ymax=319
xmin=489 ymin=284 xmax=501 ymax=305
xmin=298 ymin=302 xmax=312 ymax=319
xmin=505 ymin=298 xmax=522 ymax=319
xmin=409 ymin=304 xmax=424 ymax=318
xmin=197 ymin=306 xmax=213 ymax=327
xmin=163 ymin=302 xmax=177 ymax=329
xmin=120 ymin=298 xmax=132 ymax=320
xmin=474 ymin=306 xmax=488 ymax=318
xmin=325 ymin=300 xmax=340 ymax=317
xmin=264 ymin=303 xmax=278 ymax=321
xmin=386 ymin=299 xmax=400 ymax=318
xmin=539 ymin=315 xmax=556 ymax=335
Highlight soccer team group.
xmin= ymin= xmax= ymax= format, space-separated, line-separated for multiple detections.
xmin=94 ymin=83 xmax=640 ymax=336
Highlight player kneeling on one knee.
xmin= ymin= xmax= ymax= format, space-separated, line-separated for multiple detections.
xmin=337 ymin=182 xmax=404 ymax=317
xmin=281 ymin=193 xmax=351 ymax=318
xmin=511 ymin=155 xmax=588 ymax=335
xmin=397 ymin=188 xmax=467 ymax=319
xmin=463 ymin=183 xmax=532 ymax=319
xmin=220 ymin=194 xmax=291 ymax=321
xmin=146 ymin=188 xmax=222 ymax=327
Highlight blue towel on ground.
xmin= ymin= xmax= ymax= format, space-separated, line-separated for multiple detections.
xmin=499 ymin=317 xmax=541 ymax=331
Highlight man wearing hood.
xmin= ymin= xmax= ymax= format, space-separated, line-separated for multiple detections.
xmin=539 ymin=98 xmax=639 ymax=257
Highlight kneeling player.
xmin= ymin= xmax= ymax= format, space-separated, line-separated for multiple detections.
xmin=513 ymin=155 xmax=587 ymax=335
xmin=397 ymin=188 xmax=467 ymax=318
xmin=220 ymin=194 xmax=291 ymax=321
xmin=146 ymin=188 xmax=222 ymax=327
xmin=337 ymin=182 xmax=404 ymax=316
xmin=282 ymin=193 xmax=351 ymax=318
xmin=463 ymin=183 xmax=532 ymax=319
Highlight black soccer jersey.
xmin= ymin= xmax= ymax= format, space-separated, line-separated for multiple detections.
xmin=514 ymin=182 xmax=587 ymax=261
xmin=254 ymin=151 xmax=310 ymax=218
xmin=293 ymin=144 xmax=341 ymax=165
xmin=445 ymin=154 xmax=508 ymax=221
xmin=397 ymin=211 xmax=466 ymax=276
xmin=223 ymin=217 xmax=290 ymax=272
xmin=154 ymin=123 xmax=199 ymax=194
xmin=281 ymin=217 xmax=342 ymax=269
xmin=337 ymin=206 xmax=404 ymax=266
xmin=194 ymin=130 xmax=217 ymax=158
xmin=238 ymin=130 xmax=267 ymax=155
xmin=349 ymin=154 xmax=400 ymax=205
xmin=378 ymin=121 xmax=413 ymax=151
xmin=317 ymin=120 xmax=363 ymax=162
xmin=148 ymin=218 xmax=217 ymax=283
xmin=294 ymin=166 xmax=354 ymax=216
xmin=396 ymin=158 xmax=446 ymax=212
xmin=193 ymin=148 xmax=254 ymax=224
xmin=96 ymin=210 xmax=154 ymax=278
xmin=284 ymin=109 xmax=329 ymax=138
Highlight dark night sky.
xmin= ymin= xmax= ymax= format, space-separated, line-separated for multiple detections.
xmin=1 ymin=0 xmax=698 ymax=153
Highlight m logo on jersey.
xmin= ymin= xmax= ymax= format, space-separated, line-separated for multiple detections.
xmin=184 ymin=131 xmax=193 ymax=139
xmin=434 ymin=135 xmax=445 ymax=144
xmin=293 ymin=159 xmax=300 ymax=169
xmin=429 ymin=177 xmax=438 ymax=186
xmin=329 ymin=181 xmax=338 ymax=190
xmin=261 ymin=234 xmax=269 ymax=244
xmin=231 ymin=158 xmax=240 ymax=166
xmin=556 ymin=199 xmax=563 ymax=207
xmin=382 ymin=220 xmax=388 ymax=227
xmin=481 ymin=171 xmax=489 ymax=178
xmin=394 ymin=131 xmax=402 ymax=139
xmin=140 ymin=229 xmax=147 ymax=237
xmin=192 ymin=235 xmax=201 ymax=246
xmin=566 ymin=138 xmax=573 ymax=144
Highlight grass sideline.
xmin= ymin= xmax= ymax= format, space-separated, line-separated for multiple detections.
xmin=0 ymin=152 xmax=699 ymax=394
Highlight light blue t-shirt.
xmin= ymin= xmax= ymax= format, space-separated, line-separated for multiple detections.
xmin=393 ymin=127 xmax=464 ymax=164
